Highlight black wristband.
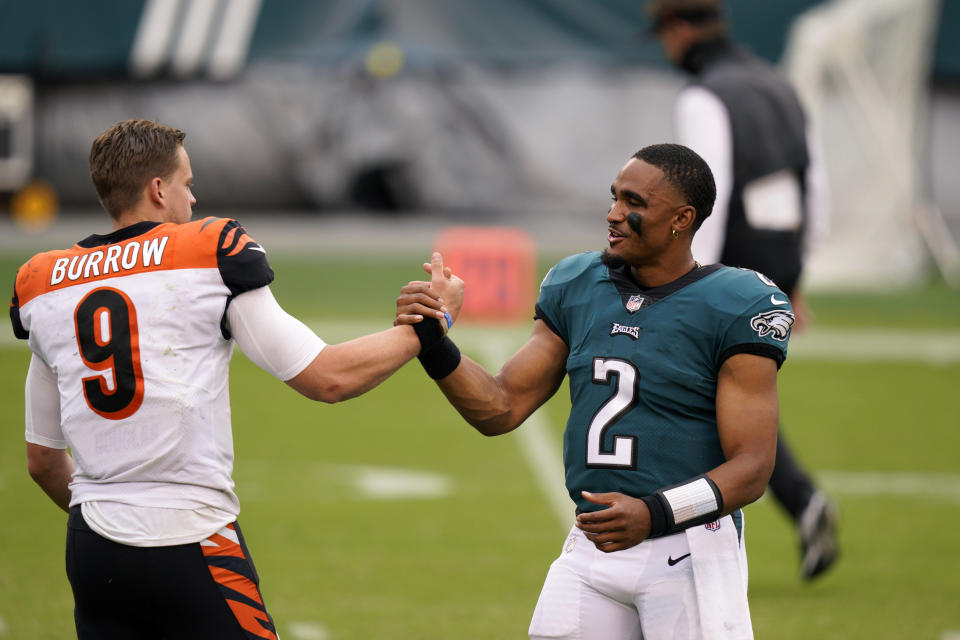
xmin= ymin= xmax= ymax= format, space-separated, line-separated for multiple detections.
xmin=412 ymin=317 xmax=445 ymax=352
xmin=417 ymin=336 xmax=462 ymax=379
xmin=641 ymin=494 xmax=669 ymax=539
xmin=643 ymin=474 xmax=724 ymax=538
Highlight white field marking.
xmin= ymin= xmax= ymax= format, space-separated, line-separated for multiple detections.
xmin=0 ymin=615 xmax=7 ymax=635
xmin=818 ymin=471 xmax=960 ymax=506
xmin=940 ymin=631 xmax=960 ymax=640
xmin=340 ymin=464 xmax=453 ymax=500
xmin=287 ymin=621 xmax=330 ymax=640
xmin=473 ymin=334 xmax=574 ymax=533
xmin=237 ymin=462 xmax=452 ymax=502
xmin=787 ymin=329 xmax=960 ymax=365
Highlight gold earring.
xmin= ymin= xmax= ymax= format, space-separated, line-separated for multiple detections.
xmin=671 ymin=228 xmax=679 ymax=238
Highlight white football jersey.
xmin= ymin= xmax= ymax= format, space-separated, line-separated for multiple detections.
xmin=12 ymin=217 xmax=274 ymax=523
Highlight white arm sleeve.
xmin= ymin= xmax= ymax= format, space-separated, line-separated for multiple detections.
xmin=676 ymin=85 xmax=734 ymax=266
xmin=227 ymin=285 xmax=327 ymax=381
xmin=803 ymin=124 xmax=830 ymax=260
xmin=26 ymin=353 xmax=67 ymax=448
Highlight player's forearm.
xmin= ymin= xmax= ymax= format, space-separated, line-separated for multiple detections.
xmin=707 ymin=449 xmax=775 ymax=514
xmin=287 ymin=326 xmax=421 ymax=403
xmin=435 ymin=357 xmax=521 ymax=436
xmin=26 ymin=445 xmax=74 ymax=512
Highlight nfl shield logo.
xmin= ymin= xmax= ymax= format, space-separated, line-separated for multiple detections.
xmin=705 ymin=520 xmax=721 ymax=532
xmin=626 ymin=295 xmax=644 ymax=313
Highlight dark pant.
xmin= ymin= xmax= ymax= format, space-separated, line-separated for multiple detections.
xmin=66 ymin=506 xmax=278 ymax=640
xmin=768 ymin=431 xmax=817 ymax=520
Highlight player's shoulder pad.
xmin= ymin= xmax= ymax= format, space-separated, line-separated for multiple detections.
xmin=711 ymin=267 xmax=795 ymax=345
xmin=180 ymin=216 xmax=231 ymax=241
xmin=540 ymin=251 xmax=601 ymax=290
xmin=11 ymin=250 xmax=60 ymax=309
xmin=709 ymin=266 xmax=790 ymax=302
xmin=177 ymin=217 xmax=266 ymax=257
xmin=206 ymin=217 xmax=273 ymax=296
xmin=9 ymin=258 xmax=37 ymax=339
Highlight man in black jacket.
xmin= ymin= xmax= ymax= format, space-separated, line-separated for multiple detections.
xmin=648 ymin=0 xmax=838 ymax=581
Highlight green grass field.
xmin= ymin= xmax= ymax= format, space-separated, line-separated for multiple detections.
xmin=1 ymin=247 xmax=959 ymax=639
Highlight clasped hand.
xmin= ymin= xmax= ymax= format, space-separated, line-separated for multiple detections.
xmin=394 ymin=252 xmax=464 ymax=331
xmin=575 ymin=490 xmax=653 ymax=553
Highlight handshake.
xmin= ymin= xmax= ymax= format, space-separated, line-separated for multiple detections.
xmin=395 ymin=252 xmax=465 ymax=380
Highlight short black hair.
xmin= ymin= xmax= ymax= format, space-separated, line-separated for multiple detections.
xmin=633 ymin=143 xmax=716 ymax=231
xmin=646 ymin=0 xmax=725 ymax=34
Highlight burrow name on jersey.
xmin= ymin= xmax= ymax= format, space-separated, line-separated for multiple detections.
xmin=50 ymin=236 xmax=169 ymax=286
xmin=610 ymin=322 xmax=641 ymax=340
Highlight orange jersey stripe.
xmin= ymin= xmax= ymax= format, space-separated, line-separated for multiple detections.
xmin=224 ymin=599 xmax=279 ymax=640
xmin=14 ymin=217 xmax=233 ymax=307
xmin=208 ymin=565 xmax=264 ymax=606
xmin=200 ymin=532 xmax=246 ymax=559
xmin=226 ymin=232 xmax=257 ymax=257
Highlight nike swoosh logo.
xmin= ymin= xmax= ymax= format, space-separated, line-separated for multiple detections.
xmin=248 ymin=245 xmax=266 ymax=253
xmin=667 ymin=553 xmax=691 ymax=566
xmin=770 ymin=295 xmax=789 ymax=305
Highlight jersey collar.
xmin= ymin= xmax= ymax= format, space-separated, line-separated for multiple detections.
xmin=607 ymin=262 xmax=722 ymax=311
xmin=77 ymin=221 xmax=163 ymax=248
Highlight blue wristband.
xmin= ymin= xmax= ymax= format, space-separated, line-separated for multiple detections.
xmin=444 ymin=311 xmax=453 ymax=331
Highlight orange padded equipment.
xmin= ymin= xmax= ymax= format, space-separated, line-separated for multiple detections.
xmin=434 ymin=227 xmax=537 ymax=324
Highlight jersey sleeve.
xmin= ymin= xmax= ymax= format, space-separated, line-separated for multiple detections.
xmin=25 ymin=353 xmax=66 ymax=448
xmin=227 ymin=286 xmax=326 ymax=381
xmin=216 ymin=219 xmax=274 ymax=296
xmin=534 ymin=264 xmax=568 ymax=344
xmin=10 ymin=275 xmax=29 ymax=340
xmin=717 ymin=278 xmax=793 ymax=369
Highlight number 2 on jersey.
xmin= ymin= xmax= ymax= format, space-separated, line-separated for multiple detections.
xmin=74 ymin=287 xmax=145 ymax=420
xmin=586 ymin=357 xmax=639 ymax=468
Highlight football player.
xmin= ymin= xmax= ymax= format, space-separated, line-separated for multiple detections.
xmin=648 ymin=0 xmax=838 ymax=580
xmin=397 ymin=144 xmax=790 ymax=639
xmin=11 ymin=119 xmax=463 ymax=639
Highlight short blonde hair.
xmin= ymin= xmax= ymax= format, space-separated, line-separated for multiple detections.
xmin=89 ymin=119 xmax=186 ymax=219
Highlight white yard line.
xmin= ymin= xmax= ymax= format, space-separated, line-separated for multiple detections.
xmin=286 ymin=621 xmax=330 ymax=640
xmin=818 ymin=471 xmax=960 ymax=505
xmin=788 ymin=328 xmax=960 ymax=365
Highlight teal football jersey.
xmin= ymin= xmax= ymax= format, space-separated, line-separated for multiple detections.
xmin=535 ymin=252 xmax=793 ymax=514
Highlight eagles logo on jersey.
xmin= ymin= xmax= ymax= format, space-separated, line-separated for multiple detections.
xmin=750 ymin=309 xmax=794 ymax=341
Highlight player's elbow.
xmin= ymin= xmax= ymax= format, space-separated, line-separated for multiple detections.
xmin=301 ymin=380 xmax=351 ymax=404
xmin=473 ymin=423 xmax=506 ymax=437
xmin=27 ymin=460 xmax=49 ymax=485
xmin=286 ymin=366 xmax=356 ymax=403
xmin=26 ymin=446 xmax=61 ymax=485
xmin=742 ymin=453 xmax=776 ymax=505
xmin=468 ymin=413 xmax=522 ymax=437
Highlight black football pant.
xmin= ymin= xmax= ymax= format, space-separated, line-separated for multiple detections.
xmin=66 ymin=506 xmax=278 ymax=640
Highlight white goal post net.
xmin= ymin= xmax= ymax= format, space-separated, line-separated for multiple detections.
xmin=782 ymin=0 xmax=959 ymax=289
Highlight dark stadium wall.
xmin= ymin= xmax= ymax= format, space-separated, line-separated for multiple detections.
xmin=2 ymin=0 xmax=958 ymax=212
